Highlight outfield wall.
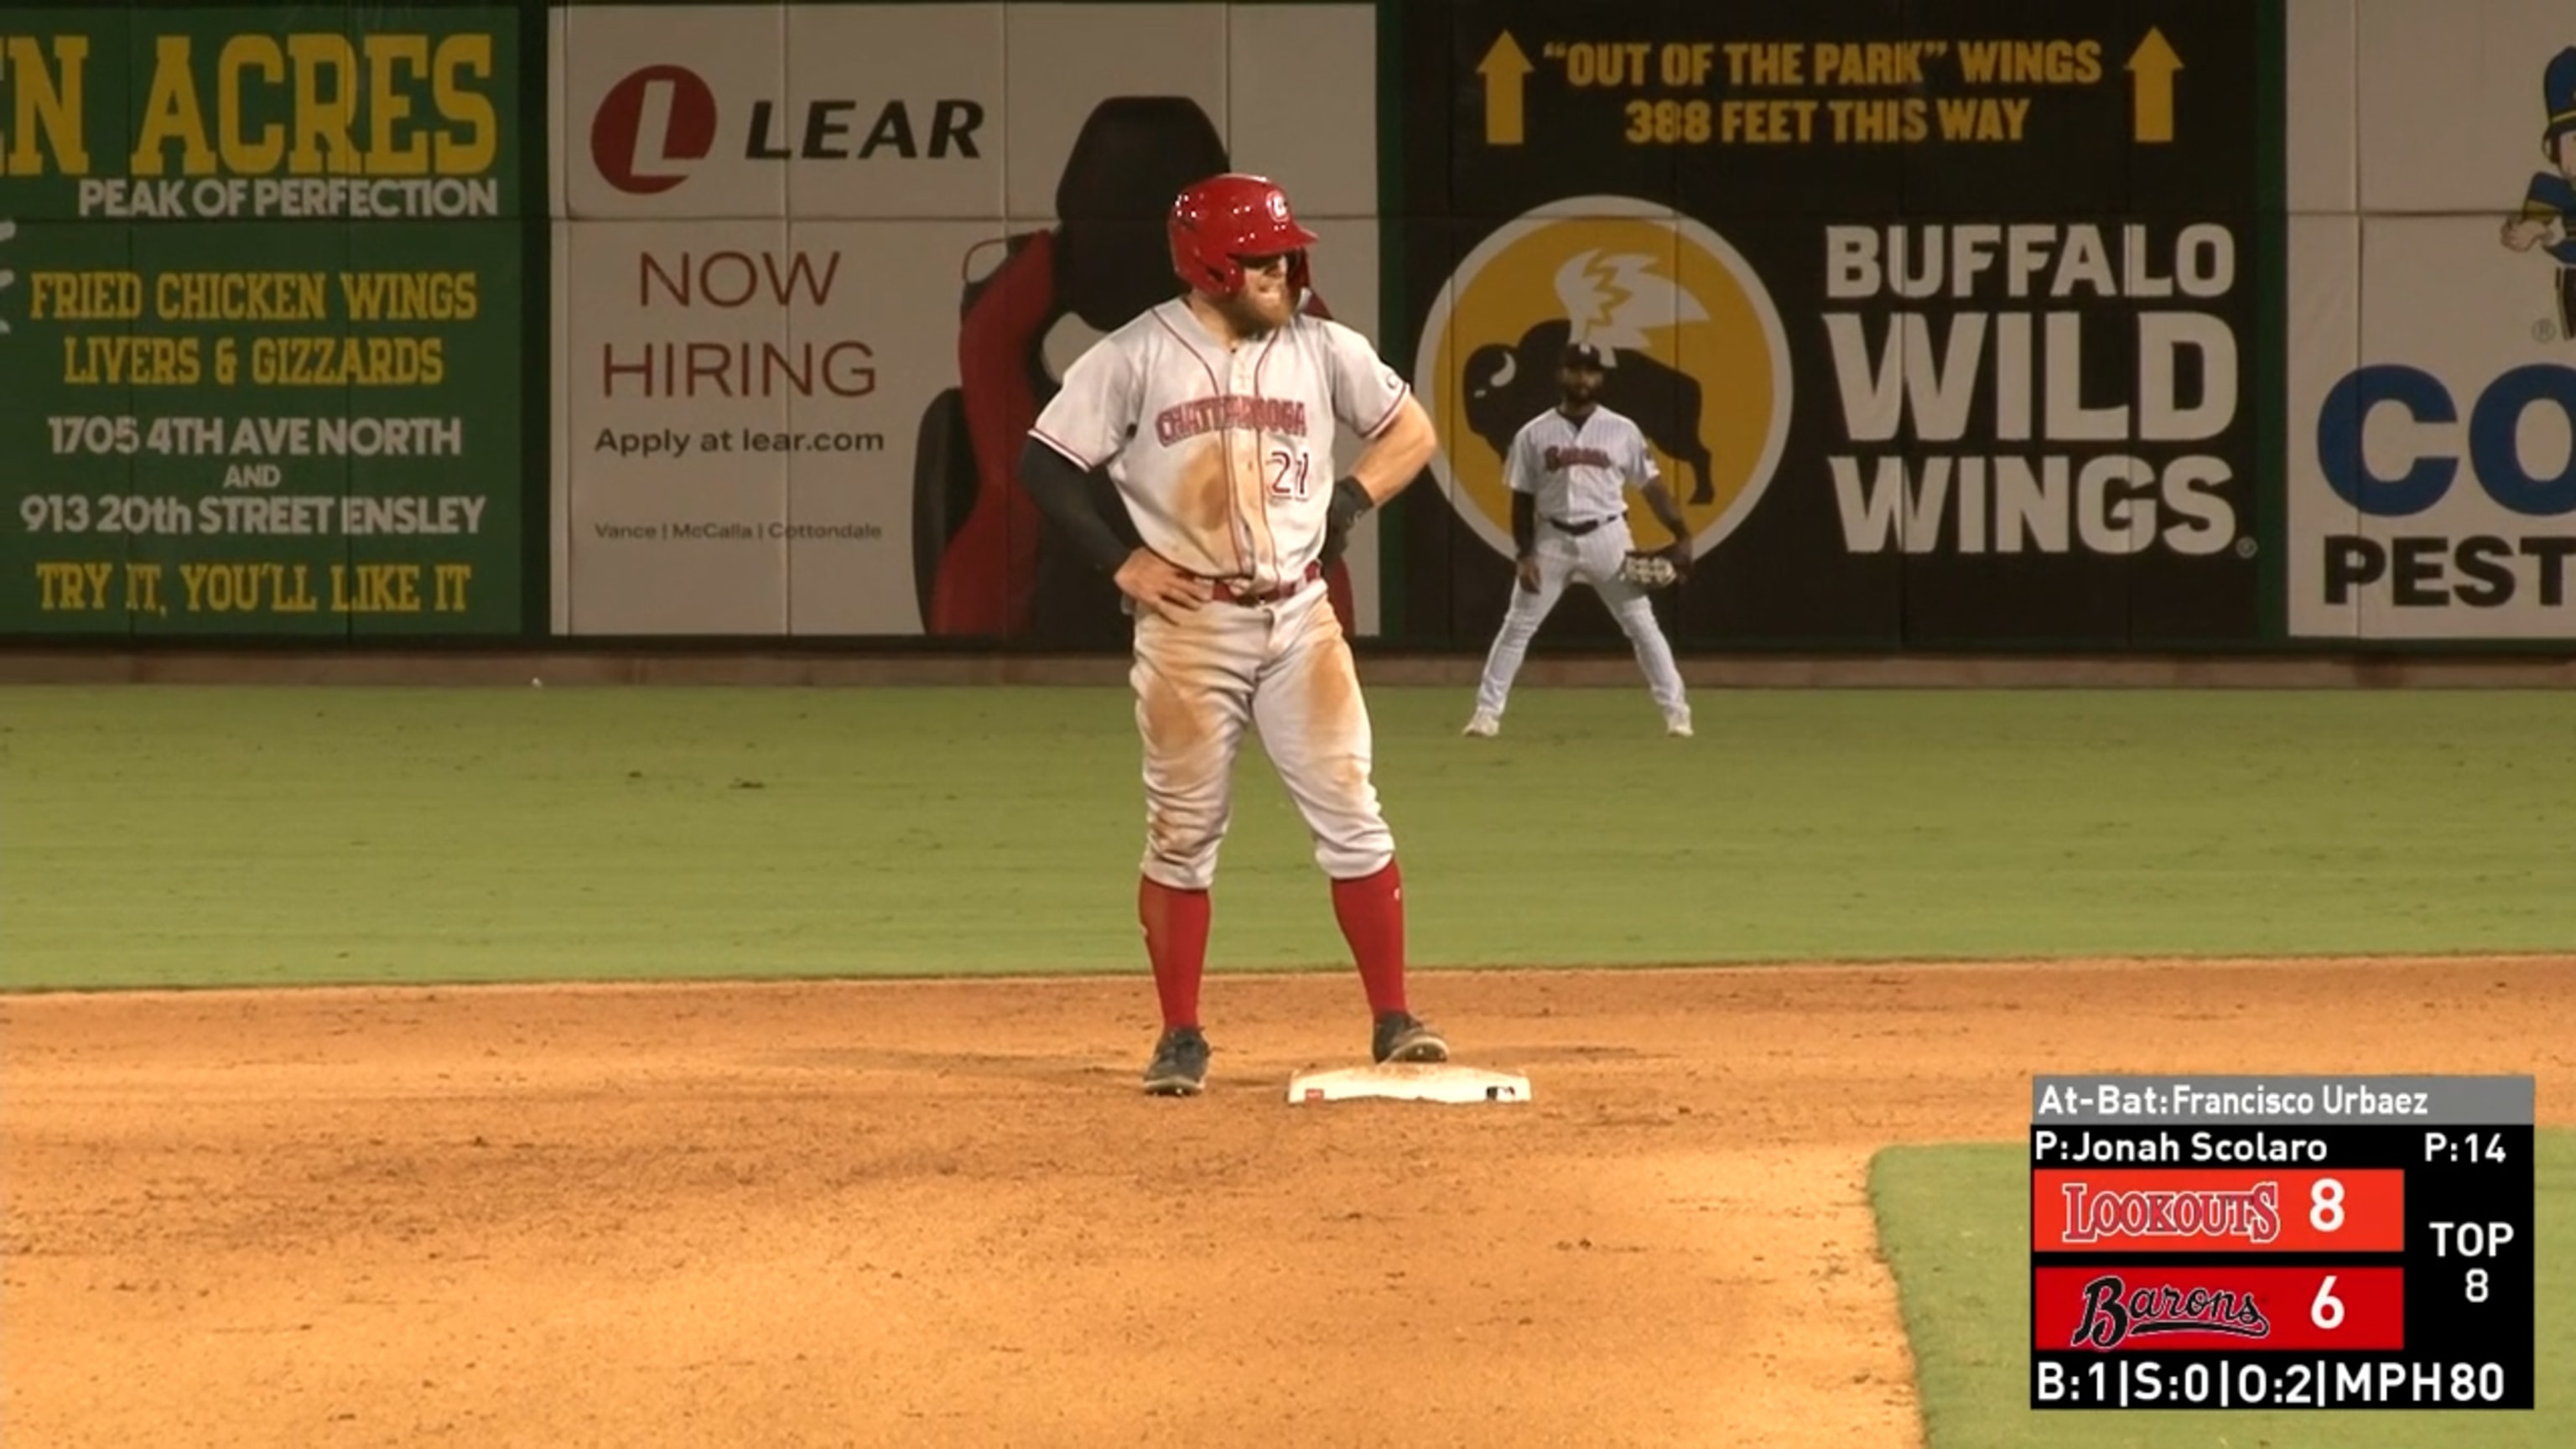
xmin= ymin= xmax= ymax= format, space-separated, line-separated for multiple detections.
xmin=3 ymin=0 xmax=2572 ymax=654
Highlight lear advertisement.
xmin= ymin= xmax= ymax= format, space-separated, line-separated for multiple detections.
xmin=553 ymin=221 xmax=987 ymax=636
xmin=550 ymin=3 xmax=1383 ymax=640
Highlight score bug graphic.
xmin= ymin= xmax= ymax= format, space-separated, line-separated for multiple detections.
xmin=2028 ymin=1075 xmax=2535 ymax=1412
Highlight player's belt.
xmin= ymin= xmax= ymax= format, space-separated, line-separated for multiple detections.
xmin=1208 ymin=559 xmax=1322 ymax=605
xmin=1547 ymin=516 xmax=1620 ymax=536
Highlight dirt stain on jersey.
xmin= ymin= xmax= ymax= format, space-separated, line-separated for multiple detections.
xmin=1177 ymin=439 xmax=1239 ymax=571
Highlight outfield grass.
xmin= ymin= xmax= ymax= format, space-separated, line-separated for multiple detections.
xmin=3 ymin=685 xmax=2571 ymax=990
xmin=1869 ymin=1132 xmax=2573 ymax=1447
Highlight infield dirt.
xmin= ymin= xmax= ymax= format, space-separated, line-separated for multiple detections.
xmin=5 ymin=957 xmax=2568 ymax=1447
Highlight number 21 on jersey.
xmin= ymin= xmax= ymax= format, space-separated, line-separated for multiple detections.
xmin=1266 ymin=449 xmax=1311 ymax=501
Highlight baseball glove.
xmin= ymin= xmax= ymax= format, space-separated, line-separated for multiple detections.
xmin=1618 ymin=546 xmax=1690 ymax=589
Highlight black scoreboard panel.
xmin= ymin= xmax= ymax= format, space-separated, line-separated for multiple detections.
xmin=2028 ymin=1075 xmax=2535 ymax=1411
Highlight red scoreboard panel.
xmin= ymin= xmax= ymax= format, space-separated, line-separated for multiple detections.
xmin=2028 ymin=1075 xmax=2533 ymax=1411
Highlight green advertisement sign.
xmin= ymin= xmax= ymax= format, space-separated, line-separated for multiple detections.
xmin=0 ymin=8 xmax=523 ymax=636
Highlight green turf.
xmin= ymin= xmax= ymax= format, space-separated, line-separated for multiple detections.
xmin=3 ymin=685 xmax=2572 ymax=989
xmin=1869 ymin=1131 xmax=2573 ymax=1446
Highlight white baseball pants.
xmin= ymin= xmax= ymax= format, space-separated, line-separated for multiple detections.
xmin=1472 ymin=518 xmax=1687 ymax=719
xmin=1130 ymin=579 xmax=1395 ymax=891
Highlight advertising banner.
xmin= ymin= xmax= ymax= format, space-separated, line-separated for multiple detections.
xmin=0 ymin=8 xmax=526 ymax=636
xmin=1394 ymin=1 xmax=2267 ymax=649
xmin=551 ymin=3 xmax=1384 ymax=640
xmin=2287 ymin=0 xmax=2576 ymax=640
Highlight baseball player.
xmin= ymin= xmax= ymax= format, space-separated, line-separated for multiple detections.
xmin=1015 ymin=172 xmax=1451 ymax=1097
xmin=1462 ymin=342 xmax=1696 ymax=739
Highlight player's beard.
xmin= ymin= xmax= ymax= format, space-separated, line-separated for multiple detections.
xmin=1222 ymin=274 xmax=1297 ymax=335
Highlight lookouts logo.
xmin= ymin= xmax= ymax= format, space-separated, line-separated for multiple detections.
xmin=2059 ymin=1181 xmax=2282 ymax=1245
xmin=1413 ymin=196 xmax=1794 ymax=562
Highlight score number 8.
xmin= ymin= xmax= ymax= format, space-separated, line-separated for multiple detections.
xmin=2310 ymin=1177 xmax=2345 ymax=1233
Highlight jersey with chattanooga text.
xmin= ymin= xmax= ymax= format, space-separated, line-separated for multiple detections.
xmin=1507 ymin=405 xmax=1659 ymax=527
xmin=1029 ymin=299 xmax=1410 ymax=591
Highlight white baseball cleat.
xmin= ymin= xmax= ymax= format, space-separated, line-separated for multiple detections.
xmin=1462 ymin=711 xmax=1499 ymax=738
xmin=1665 ymin=709 xmax=1693 ymax=738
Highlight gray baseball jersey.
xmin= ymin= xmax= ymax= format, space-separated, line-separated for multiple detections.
xmin=1030 ymin=299 xmax=1410 ymax=593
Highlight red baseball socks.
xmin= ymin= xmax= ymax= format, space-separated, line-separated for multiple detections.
xmin=1138 ymin=875 xmax=1211 ymax=1031
xmin=1144 ymin=861 xmax=1408 ymax=1028
xmin=1331 ymin=860 xmax=1408 ymax=1015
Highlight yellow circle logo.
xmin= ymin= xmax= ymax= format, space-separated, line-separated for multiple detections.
xmin=1414 ymin=196 xmax=1793 ymax=559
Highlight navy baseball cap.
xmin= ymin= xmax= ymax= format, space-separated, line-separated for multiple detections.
xmin=1561 ymin=341 xmax=1607 ymax=369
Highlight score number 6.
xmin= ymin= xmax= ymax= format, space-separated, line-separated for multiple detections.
xmin=2311 ymin=1275 xmax=2345 ymax=1330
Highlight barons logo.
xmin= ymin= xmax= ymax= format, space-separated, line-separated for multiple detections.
xmin=1413 ymin=196 xmax=1793 ymax=561
xmin=2071 ymin=1274 xmax=2272 ymax=1350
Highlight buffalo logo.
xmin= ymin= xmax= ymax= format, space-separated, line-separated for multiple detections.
xmin=1415 ymin=195 xmax=1791 ymax=562
xmin=2071 ymin=1274 xmax=2272 ymax=1350
xmin=592 ymin=65 xmax=719 ymax=195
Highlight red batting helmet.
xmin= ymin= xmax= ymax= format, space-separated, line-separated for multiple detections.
xmin=1168 ymin=173 xmax=1317 ymax=299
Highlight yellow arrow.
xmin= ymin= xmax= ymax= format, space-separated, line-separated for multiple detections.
xmin=2126 ymin=28 xmax=2182 ymax=143
xmin=1479 ymin=32 xmax=1535 ymax=146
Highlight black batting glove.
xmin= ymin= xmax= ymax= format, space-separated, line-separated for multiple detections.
xmin=1321 ymin=475 xmax=1373 ymax=569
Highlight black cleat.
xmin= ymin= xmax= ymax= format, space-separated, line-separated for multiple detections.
xmin=1372 ymin=1011 xmax=1449 ymax=1065
xmin=1141 ymin=1027 xmax=1211 ymax=1095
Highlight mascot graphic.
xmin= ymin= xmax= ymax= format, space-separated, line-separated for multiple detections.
xmin=2501 ymin=45 xmax=2576 ymax=339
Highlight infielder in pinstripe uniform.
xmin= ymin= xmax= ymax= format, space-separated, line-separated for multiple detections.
xmin=1464 ymin=342 xmax=1696 ymax=739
